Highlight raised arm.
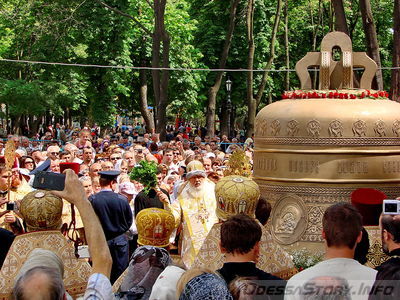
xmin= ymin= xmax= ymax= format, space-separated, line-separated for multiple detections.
xmin=52 ymin=169 xmax=112 ymax=278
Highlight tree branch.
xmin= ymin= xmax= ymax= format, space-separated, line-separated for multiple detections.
xmin=144 ymin=0 xmax=154 ymax=10
xmin=255 ymin=0 xmax=283 ymax=105
xmin=95 ymin=0 xmax=152 ymax=36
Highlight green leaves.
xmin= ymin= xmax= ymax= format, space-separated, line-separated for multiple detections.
xmin=0 ymin=0 xmax=395 ymax=128
xmin=129 ymin=160 xmax=158 ymax=194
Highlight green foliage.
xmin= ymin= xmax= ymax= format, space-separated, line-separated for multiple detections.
xmin=0 ymin=0 xmax=396 ymax=131
xmin=129 ymin=160 xmax=158 ymax=194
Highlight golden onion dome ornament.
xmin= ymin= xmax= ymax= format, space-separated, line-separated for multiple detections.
xmin=223 ymin=150 xmax=252 ymax=177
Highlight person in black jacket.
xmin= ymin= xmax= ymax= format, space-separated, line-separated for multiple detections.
xmin=0 ymin=228 xmax=15 ymax=268
xmin=369 ymin=214 xmax=400 ymax=299
xmin=217 ymin=214 xmax=286 ymax=299
xmin=89 ymin=171 xmax=132 ymax=283
xmin=134 ymin=168 xmax=169 ymax=217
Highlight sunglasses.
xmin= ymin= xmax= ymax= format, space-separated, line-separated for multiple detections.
xmin=111 ymin=157 xmax=120 ymax=160
xmin=49 ymin=152 xmax=59 ymax=155
xmin=0 ymin=190 xmax=8 ymax=196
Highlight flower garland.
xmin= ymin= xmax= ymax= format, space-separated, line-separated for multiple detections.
xmin=282 ymin=90 xmax=389 ymax=100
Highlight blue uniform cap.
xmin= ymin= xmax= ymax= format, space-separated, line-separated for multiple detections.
xmin=29 ymin=159 xmax=51 ymax=175
xmin=98 ymin=170 xmax=120 ymax=180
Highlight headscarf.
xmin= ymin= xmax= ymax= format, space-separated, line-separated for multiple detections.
xmin=179 ymin=273 xmax=233 ymax=300
xmin=117 ymin=246 xmax=171 ymax=299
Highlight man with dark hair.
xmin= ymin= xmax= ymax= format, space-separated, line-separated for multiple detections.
xmin=285 ymin=203 xmax=377 ymax=300
xmin=368 ymin=214 xmax=400 ymax=299
xmin=89 ymin=170 xmax=133 ymax=284
xmin=255 ymin=197 xmax=272 ymax=226
xmin=162 ymin=148 xmax=178 ymax=174
xmin=218 ymin=214 xmax=285 ymax=298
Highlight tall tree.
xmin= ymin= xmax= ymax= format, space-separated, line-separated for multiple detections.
xmin=152 ymin=0 xmax=169 ymax=139
xmin=245 ymin=0 xmax=283 ymax=137
xmin=245 ymin=0 xmax=256 ymax=136
xmin=284 ymin=0 xmax=290 ymax=91
xmin=332 ymin=0 xmax=349 ymax=34
xmin=391 ymin=0 xmax=400 ymax=102
xmin=205 ymin=0 xmax=241 ymax=137
xmin=96 ymin=0 xmax=169 ymax=138
xmin=359 ymin=0 xmax=383 ymax=90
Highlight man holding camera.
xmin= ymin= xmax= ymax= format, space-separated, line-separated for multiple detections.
xmin=0 ymin=163 xmax=23 ymax=234
xmin=369 ymin=201 xmax=400 ymax=299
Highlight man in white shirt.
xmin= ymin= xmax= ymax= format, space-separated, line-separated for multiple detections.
xmin=285 ymin=202 xmax=377 ymax=300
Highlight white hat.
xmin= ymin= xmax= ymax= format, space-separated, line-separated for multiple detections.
xmin=119 ymin=181 xmax=137 ymax=195
xmin=205 ymin=152 xmax=216 ymax=159
xmin=186 ymin=160 xmax=206 ymax=179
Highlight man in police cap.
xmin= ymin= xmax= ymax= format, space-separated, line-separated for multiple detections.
xmin=89 ymin=170 xmax=133 ymax=283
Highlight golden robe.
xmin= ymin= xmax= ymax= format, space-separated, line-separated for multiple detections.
xmin=193 ymin=222 xmax=298 ymax=280
xmin=0 ymin=230 xmax=92 ymax=299
xmin=169 ymin=179 xmax=218 ymax=268
xmin=62 ymin=200 xmax=84 ymax=229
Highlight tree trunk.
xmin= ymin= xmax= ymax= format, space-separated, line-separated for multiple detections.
xmin=96 ymin=0 xmax=168 ymax=139
xmin=329 ymin=1 xmax=334 ymax=32
xmin=246 ymin=0 xmax=282 ymax=137
xmin=12 ymin=115 xmax=21 ymax=135
xmin=152 ymin=0 xmax=169 ymax=141
xmin=332 ymin=0 xmax=349 ymax=34
xmin=220 ymin=98 xmax=229 ymax=137
xmin=284 ymin=0 xmax=290 ymax=91
xmin=249 ymin=0 xmax=282 ymax=137
xmin=137 ymin=36 xmax=155 ymax=133
xmin=139 ymin=67 xmax=155 ymax=132
xmin=31 ymin=117 xmax=41 ymax=136
xmin=359 ymin=0 xmax=383 ymax=90
xmin=310 ymin=0 xmax=323 ymax=88
xmin=230 ymin=107 xmax=236 ymax=138
xmin=206 ymin=0 xmax=241 ymax=137
xmin=246 ymin=0 xmax=256 ymax=137
xmin=391 ymin=0 xmax=400 ymax=102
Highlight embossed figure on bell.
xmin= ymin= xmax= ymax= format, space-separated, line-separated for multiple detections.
xmin=254 ymin=31 xmax=400 ymax=268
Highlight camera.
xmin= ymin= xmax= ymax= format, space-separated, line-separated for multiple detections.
xmin=383 ymin=199 xmax=400 ymax=215
xmin=6 ymin=202 xmax=15 ymax=211
xmin=32 ymin=171 xmax=65 ymax=191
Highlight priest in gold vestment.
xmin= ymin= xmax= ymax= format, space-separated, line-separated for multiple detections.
xmin=0 ymin=190 xmax=92 ymax=299
xmin=193 ymin=175 xmax=297 ymax=279
xmin=162 ymin=160 xmax=218 ymax=268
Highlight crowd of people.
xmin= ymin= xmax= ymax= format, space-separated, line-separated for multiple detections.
xmin=0 ymin=124 xmax=399 ymax=299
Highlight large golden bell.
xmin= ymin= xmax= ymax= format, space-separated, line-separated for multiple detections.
xmin=254 ymin=32 xmax=400 ymax=253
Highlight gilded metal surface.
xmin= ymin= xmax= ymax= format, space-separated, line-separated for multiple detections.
xmin=255 ymin=32 xmax=400 ymax=252
xmin=271 ymin=194 xmax=307 ymax=245
xmin=365 ymin=226 xmax=389 ymax=269
xmin=257 ymin=183 xmax=400 ymax=247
